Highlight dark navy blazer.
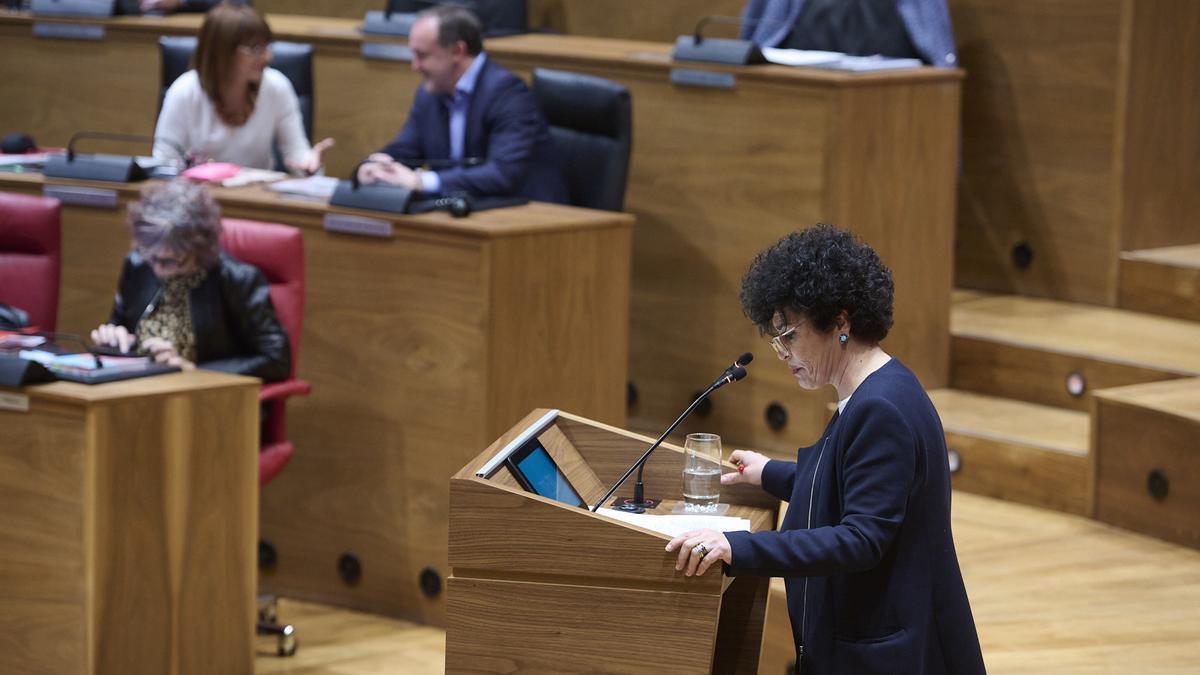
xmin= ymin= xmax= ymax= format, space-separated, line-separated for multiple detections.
xmin=378 ymin=56 xmax=569 ymax=203
xmin=726 ymin=359 xmax=985 ymax=674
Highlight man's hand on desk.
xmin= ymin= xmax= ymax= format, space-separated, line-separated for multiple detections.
xmin=356 ymin=156 xmax=425 ymax=191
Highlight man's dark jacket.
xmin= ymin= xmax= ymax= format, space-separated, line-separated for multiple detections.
xmin=378 ymin=56 xmax=569 ymax=203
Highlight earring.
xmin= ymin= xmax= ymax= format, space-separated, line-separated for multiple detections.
xmin=839 ymin=333 xmax=849 ymax=345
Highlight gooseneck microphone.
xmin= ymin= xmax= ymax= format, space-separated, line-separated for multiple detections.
xmin=591 ymin=353 xmax=753 ymax=513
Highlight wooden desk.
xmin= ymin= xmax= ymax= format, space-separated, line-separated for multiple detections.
xmin=448 ymin=409 xmax=778 ymax=673
xmin=0 ymin=171 xmax=632 ymax=624
xmin=0 ymin=11 xmax=960 ymax=450
xmin=251 ymin=0 xmax=744 ymax=42
xmin=0 ymin=370 xmax=260 ymax=675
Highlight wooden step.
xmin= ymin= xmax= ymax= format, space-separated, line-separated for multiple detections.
xmin=1092 ymin=378 xmax=1200 ymax=549
xmin=929 ymin=389 xmax=1091 ymax=515
xmin=1119 ymin=245 xmax=1200 ymax=322
xmin=951 ymin=294 xmax=1200 ymax=411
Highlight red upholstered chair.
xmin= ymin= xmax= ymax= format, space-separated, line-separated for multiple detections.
xmin=0 ymin=192 xmax=61 ymax=331
xmin=219 ymin=218 xmax=310 ymax=486
xmin=218 ymin=218 xmax=308 ymax=657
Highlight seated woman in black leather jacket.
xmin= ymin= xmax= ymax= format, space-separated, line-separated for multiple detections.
xmin=91 ymin=179 xmax=290 ymax=382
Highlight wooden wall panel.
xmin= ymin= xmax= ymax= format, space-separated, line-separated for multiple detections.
xmin=528 ymin=0 xmax=744 ymax=42
xmin=251 ymin=0 xmax=744 ymax=42
xmin=827 ymin=79 xmax=961 ymax=389
xmin=949 ymin=0 xmax=1125 ymax=304
xmin=0 ymin=23 xmax=162 ymax=150
xmin=1118 ymin=0 xmax=1200 ymax=251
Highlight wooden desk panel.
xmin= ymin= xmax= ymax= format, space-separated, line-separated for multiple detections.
xmin=494 ymin=35 xmax=959 ymax=449
xmin=0 ymin=371 xmax=259 ymax=675
xmin=949 ymin=0 xmax=1200 ymax=304
xmin=250 ymin=1 xmax=744 ymax=42
xmin=0 ymin=13 xmax=957 ymax=476
xmin=0 ymin=173 xmax=632 ymax=624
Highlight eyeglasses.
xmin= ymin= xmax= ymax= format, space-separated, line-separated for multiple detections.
xmin=768 ymin=323 xmax=801 ymax=359
xmin=236 ymin=43 xmax=271 ymax=57
xmin=138 ymin=247 xmax=191 ymax=272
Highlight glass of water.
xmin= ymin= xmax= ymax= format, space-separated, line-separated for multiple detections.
xmin=683 ymin=433 xmax=722 ymax=512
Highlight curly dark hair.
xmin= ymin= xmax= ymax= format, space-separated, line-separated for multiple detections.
xmin=740 ymin=224 xmax=894 ymax=343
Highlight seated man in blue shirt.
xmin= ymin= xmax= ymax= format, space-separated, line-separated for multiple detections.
xmin=357 ymin=5 xmax=568 ymax=203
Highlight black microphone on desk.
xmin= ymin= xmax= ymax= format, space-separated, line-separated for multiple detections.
xmin=672 ymin=15 xmax=789 ymax=65
xmin=591 ymin=353 xmax=753 ymax=514
xmin=42 ymin=131 xmax=187 ymax=183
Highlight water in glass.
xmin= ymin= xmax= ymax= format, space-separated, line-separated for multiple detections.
xmin=683 ymin=433 xmax=722 ymax=512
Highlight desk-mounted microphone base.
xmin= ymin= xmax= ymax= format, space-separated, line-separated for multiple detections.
xmin=610 ymin=496 xmax=661 ymax=514
xmin=672 ymin=36 xmax=766 ymax=66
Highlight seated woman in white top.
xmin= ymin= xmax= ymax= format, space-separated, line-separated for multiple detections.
xmin=154 ymin=1 xmax=333 ymax=173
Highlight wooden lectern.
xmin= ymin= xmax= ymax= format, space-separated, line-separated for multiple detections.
xmin=447 ymin=409 xmax=780 ymax=674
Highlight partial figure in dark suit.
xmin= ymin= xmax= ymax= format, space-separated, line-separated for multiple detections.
xmin=666 ymin=225 xmax=985 ymax=674
xmin=740 ymin=0 xmax=958 ymax=67
xmin=90 ymin=179 xmax=290 ymax=382
xmin=356 ymin=4 xmax=568 ymax=203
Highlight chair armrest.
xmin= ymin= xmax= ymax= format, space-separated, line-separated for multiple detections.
xmin=259 ymin=379 xmax=312 ymax=403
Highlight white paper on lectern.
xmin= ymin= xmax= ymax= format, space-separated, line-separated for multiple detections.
xmin=596 ymin=510 xmax=751 ymax=538
xmin=761 ymin=47 xmax=844 ymax=67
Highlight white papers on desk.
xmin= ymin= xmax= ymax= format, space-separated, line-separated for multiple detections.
xmin=596 ymin=509 xmax=751 ymax=538
xmin=763 ymin=47 xmax=924 ymax=71
xmin=0 ymin=152 xmax=54 ymax=167
xmin=762 ymin=47 xmax=844 ymax=67
xmin=824 ymin=55 xmax=923 ymax=71
xmin=267 ymin=175 xmax=339 ymax=199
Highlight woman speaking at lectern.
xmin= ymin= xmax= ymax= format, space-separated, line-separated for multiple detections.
xmin=666 ymin=225 xmax=985 ymax=674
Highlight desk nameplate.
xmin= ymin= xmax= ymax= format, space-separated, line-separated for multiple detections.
xmin=42 ymin=184 xmax=119 ymax=209
xmin=0 ymin=391 xmax=30 ymax=412
xmin=669 ymin=68 xmax=736 ymax=90
xmin=361 ymin=42 xmax=412 ymax=63
xmin=323 ymin=213 xmax=394 ymax=238
xmin=32 ymin=22 xmax=106 ymax=41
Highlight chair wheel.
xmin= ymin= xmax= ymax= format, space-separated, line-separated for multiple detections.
xmin=277 ymin=629 xmax=297 ymax=657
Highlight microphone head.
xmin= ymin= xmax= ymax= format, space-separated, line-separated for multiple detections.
xmin=729 ymin=365 xmax=748 ymax=382
xmin=736 ymin=351 xmax=754 ymax=367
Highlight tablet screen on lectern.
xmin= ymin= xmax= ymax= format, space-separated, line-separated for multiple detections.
xmin=506 ymin=440 xmax=587 ymax=509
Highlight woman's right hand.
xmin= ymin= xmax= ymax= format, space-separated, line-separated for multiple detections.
xmin=90 ymin=324 xmax=135 ymax=354
xmin=721 ymin=449 xmax=770 ymax=487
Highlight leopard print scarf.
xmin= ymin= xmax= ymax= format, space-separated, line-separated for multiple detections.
xmin=136 ymin=268 xmax=207 ymax=363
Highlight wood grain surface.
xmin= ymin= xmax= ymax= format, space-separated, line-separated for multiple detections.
xmin=0 ymin=371 xmax=259 ymax=675
xmin=0 ymin=12 xmax=961 ymax=455
xmin=1092 ymin=379 xmax=1200 ymax=548
xmin=0 ymin=173 xmax=631 ymax=624
xmin=1118 ymin=245 xmax=1200 ymax=322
